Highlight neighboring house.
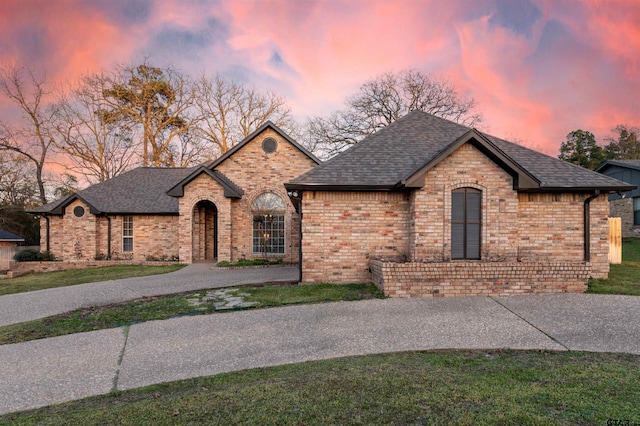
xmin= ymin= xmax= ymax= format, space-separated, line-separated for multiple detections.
xmin=595 ymin=160 xmax=640 ymax=237
xmin=285 ymin=111 xmax=634 ymax=297
xmin=0 ymin=229 xmax=24 ymax=247
xmin=31 ymin=122 xmax=320 ymax=264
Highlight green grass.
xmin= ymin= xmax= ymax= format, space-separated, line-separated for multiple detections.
xmin=0 ymin=264 xmax=186 ymax=296
xmin=0 ymin=284 xmax=383 ymax=345
xmin=2 ymin=350 xmax=638 ymax=425
xmin=588 ymin=238 xmax=640 ymax=295
xmin=216 ymin=258 xmax=283 ymax=267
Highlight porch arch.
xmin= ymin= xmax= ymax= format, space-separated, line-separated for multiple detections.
xmin=192 ymin=200 xmax=218 ymax=261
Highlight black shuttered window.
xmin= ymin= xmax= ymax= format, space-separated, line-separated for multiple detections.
xmin=451 ymin=188 xmax=481 ymax=259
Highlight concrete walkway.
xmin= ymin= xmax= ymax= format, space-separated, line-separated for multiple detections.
xmin=0 ymin=293 xmax=639 ymax=414
xmin=0 ymin=264 xmax=299 ymax=326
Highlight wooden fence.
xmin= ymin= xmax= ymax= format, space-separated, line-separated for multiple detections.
xmin=608 ymin=217 xmax=622 ymax=264
xmin=0 ymin=246 xmax=39 ymax=271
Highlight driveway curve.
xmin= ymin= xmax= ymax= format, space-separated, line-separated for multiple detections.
xmin=0 ymin=293 xmax=638 ymax=414
xmin=0 ymin=264 xmax=298 ymax=326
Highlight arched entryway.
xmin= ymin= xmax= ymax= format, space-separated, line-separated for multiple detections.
xmin=192 ymin=200 xmax=218 ymax=261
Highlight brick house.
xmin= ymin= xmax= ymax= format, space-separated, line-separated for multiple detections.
xmin=595 ymin=160 xmax=640 ymax=237
xmin=31 ymin=122 xmax=320 ymax=264
xmin=285 ymin=111 xmax=634 ymax=297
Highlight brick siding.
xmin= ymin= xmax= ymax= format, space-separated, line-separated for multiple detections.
xmin=371 ymin=260 xmax=590 ymax=298
xmin=180 ymin=127 xmax=316 ymax=263
xmin=301 ymin=142 xmax=611 ymax=294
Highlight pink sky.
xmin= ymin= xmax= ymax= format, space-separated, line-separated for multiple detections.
xmin=1 ymin=0 xmax=638 ymax=156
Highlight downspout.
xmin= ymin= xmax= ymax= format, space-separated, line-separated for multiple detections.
xmin=106 ymin=215 xmax=112 ymax=260
xmin=287 ymin=189 xmax=303 ymax=283
xmin=298 ymin=203 xmax=303 ymax=283
xmin=583 ymin=190 xmax=600 ymax=262
xmin=44 ymin=215 xmax=50 ymax=252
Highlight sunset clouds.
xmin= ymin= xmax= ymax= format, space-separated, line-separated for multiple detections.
xmin=1 ymin=0 xmax=638 ymax=155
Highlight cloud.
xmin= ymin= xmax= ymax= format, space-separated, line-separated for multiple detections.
xmin=0 ymin=0 xmax=638 ymax=161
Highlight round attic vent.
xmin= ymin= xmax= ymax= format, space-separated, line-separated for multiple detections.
xmin=262 ymin=137 xmax=278 ymax=153
xmin=73 ymin=206 xmax=85 ymax=217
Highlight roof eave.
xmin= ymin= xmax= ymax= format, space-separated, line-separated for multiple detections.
xmin=401 ymin=129 xmax=541 ymax=190
xmin=208 ymin=121 xmax=321 ymax=170
xmin=167 ymin=167 xmax=244 ymax=199
xmin=284 ymin=183 xmax=403 ymax=192
xmin=520 ymin=184 xmax=637 ymax=193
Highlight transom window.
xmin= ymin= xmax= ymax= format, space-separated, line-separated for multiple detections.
xmin=122 ymin=216 xmax=134 ymax=252
xmin=252 ymin=192 xmax=285 ymax=255
xmin=451 ymin=188 xmax=481 ymax=259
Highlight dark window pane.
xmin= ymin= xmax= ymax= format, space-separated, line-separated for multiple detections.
xmin=451 ymin=224 xmax=465 ymax=259
xmin=466 ymin=224 xmax=481 ymax=258
xmin=451 ymin=191 xmax=465 ymax=222
xmin=466 ymin=191 xmax=481 ymax=223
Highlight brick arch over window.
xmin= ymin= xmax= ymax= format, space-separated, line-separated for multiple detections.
xmin=252 ymin=192 xmax=286 ymax=255
xmin=451 ymin=187 xmax=482 ymax=259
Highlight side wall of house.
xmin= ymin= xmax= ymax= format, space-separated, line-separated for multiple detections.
xmin=43 ymin=198 xmax=179 ymax=261
xmin=301 ymin=191 xmax=410 ymax=283
xmin=96 ymin=215 xmax=179 ymax=261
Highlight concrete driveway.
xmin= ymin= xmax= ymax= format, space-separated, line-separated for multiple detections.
xmin=0 ymin=264 xmax=298 ymax=326
xmin=0 ymin=293 xmax=639 ymax=415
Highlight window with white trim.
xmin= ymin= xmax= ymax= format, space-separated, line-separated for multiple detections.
xmin=451 ymin=188 xmax=481 ymax=259
xmin=252 ymin=192 xmax=286 ymax=255
xmin=122 ymin=216 xmax=134 ymax=252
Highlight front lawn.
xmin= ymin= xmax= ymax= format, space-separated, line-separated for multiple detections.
xmin=588 ymin=238 xmax=640 ymax=295
xmin=0 ymin=284 xmax=384 ymax=345
xmin=0 ymin=264 xmax=186 ymax=296
xmin=2 ymin=350 xmax=638 ymax=425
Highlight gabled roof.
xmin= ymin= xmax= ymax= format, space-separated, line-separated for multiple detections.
xmin=0 ymin=228 xmax=24 ymax=242
xmin=31 ymin=168 xmax=196 ymax=215
xmin=207 ymin=121 xmax=321 ymax=169
xmin=286 ymin=111 xmax=635 ymax=193
xmin=167 ymin=167 xmax=244 ymax=198
xmin=595 ymin=159 xmax=640 ymax=173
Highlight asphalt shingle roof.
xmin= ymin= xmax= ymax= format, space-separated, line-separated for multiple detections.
xmin=0 ymin=228 xmax=24 ymax=241
xmin=288 ymin=110 xmax=633 ymax=192
xmin=32 ymin=168 xmax=196 ymax=215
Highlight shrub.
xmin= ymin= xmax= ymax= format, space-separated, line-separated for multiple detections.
xmin=13 ymin=249 xmax=56 ymax=262
xmin=95 ymin=252 xmax=107 ymax=260
xmin=13 ymin=249 xmax=39 ymax=262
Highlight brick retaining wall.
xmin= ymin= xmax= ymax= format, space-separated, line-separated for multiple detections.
xmin=370 ymin=260 xmax=590 ymax=298
xmin=3 ymin=260 xmax=181 ymax=279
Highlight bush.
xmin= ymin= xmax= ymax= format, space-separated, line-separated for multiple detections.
xmin=13 ymin=249 xmax=56 ymax=262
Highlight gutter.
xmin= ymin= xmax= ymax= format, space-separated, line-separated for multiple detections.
xmin=287 ymin=189 xmax=303 ymax=282
xmin=106 ymin=215 xmax=112 ymax=260
xmin=44 ymin=215 xmax=50 ymax=252
xmin=583 ymin=190 xmax=601 ymax=262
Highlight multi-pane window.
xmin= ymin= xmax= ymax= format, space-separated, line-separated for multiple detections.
xmin=634 ymin=197 xmax=640 ymax=226
xmin=451 ymin=188 xmax=481 ymax=259
xmin=122 ymin=216 xmax=134 ymax=252
xmin=252 ymin=192 xmax=286 ymax=255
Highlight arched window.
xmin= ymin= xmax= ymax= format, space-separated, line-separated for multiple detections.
xmin=451 ymin=188 xmax=481 ymax=259
xmin=252 ymin=192 xmax=286 ymax=255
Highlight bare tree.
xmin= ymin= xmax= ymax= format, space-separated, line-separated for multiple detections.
xmin=0 ymin=63 xmax=55 ymax=204
xmin=193 ymin=74 xmax=296 ymax=159
xmin=52 ymin=73 xmax=138 ymax=184
xmin=307 ymin=69 xmax=483 ymax=156
xmin=99 ymin=60 xmax=197 ymax=167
